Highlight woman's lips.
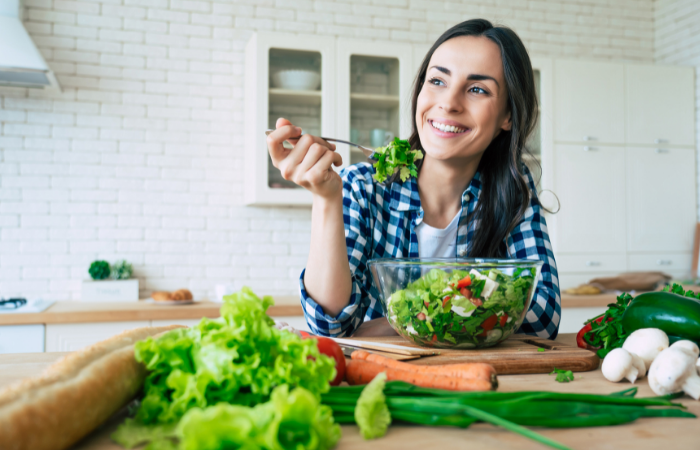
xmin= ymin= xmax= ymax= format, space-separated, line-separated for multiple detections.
xmin=428 ymin=119 xmax=471 ymax=138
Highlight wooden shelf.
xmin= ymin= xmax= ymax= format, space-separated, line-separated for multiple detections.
xmin=350 ymin=93 xmax=400 ymax=109
xmin=269 ymin=88 xmax=321 ymax=106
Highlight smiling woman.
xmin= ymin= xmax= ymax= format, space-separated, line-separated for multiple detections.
xmin=266 ymin=19 xmax=560 ymax=341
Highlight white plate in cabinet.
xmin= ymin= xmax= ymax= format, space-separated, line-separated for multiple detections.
xmin=551 ymin=145 xmax=626 ymax=253
xmin=628 ymin=253 xmax=692 ymax=275
xmin=0 ymin=325 xmax=45 ymax=353
xmin=626 ymin=147 xmax=696 ymax=252
xmin=553 ymin=60 xmax=624 ymax=144
xmin=45 ymin=321 xmax=150 ymax=352
xmin=625 ymin=64 xmax=695 ymax=147
xmin=556 ymin=254 xmax=627 ymax=274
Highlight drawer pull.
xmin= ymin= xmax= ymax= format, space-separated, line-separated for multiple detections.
xmin=655 ymin=148 xmax=669 ymax=154
xmin=656 ymin=259 xmax=672 ymax=266
xmin=583 ymin=146 xmax=598 ymax=151
xmin=585 ymin=261 xmax=601 ymax=267
xmin=654 ymin=138 xmax=668 ymax=144
xmin=583 ymin=136 xmax=597 ymax=141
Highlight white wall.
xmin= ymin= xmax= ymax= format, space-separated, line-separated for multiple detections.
xmin=654 ymin=0 xmax=700 ymax=219
xmin=0 ymin=0 xmax=656 ymax=300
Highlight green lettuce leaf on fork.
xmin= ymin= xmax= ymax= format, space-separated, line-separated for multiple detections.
xmin=372 ymin=137 xmax=423 ymax=183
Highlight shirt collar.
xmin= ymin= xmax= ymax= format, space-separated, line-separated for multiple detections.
xmin=389 ymin=171 xmax=482 ymax=212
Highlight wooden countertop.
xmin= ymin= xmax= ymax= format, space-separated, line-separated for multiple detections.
xmin=1 ymin=333 xmax=696 ymax=450
xmin=0 ymin=296 xmax=303 ymax=326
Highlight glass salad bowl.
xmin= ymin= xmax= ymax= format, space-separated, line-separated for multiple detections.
xmin=367 ymin=258 xmax=543 ymax=349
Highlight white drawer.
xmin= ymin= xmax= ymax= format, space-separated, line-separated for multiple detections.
xmin=151 ymin=319 xmax=202 ymax=328
xmin=0 ymin=325 xmax=45 ymax=353
xmin=46 ymin=321 xmax=150 ymax=352
xmin=556 ymin=254 xmax=627 ymax=273
xmin=559 ymin=307 xmax=608 ymax=334
xmin=627 ymin=253 xmax=691 ymax=273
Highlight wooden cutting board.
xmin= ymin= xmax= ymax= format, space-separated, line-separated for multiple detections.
xmin=345 ymin=335 xmax=600 ymax=375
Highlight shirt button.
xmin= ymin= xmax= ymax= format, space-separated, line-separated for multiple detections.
xmin=463 ymin=193 xmax=470 ymax=202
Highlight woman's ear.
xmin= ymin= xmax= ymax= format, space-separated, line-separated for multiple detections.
xmin=501 ymin=112 xmax=512 ymax=131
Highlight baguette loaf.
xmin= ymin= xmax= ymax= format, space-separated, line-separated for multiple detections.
xmin=0 ymin=325 xmax=183 ymax=450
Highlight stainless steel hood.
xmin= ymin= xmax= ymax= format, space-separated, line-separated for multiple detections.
xmin=0 ymin=0 xmax=60 ymax=90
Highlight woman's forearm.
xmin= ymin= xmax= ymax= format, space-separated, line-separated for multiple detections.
xmin=304 ymin=193 xmax=353 ymax=317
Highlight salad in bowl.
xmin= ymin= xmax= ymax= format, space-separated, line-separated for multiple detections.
xmin=368 ymin=258 xmax=543 ymax=349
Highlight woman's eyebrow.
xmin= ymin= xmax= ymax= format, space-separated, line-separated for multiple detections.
xmin=428 ymin=66 xmax=500 ymax=88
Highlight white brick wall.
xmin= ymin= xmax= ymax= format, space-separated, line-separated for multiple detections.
xmin=654 ymin=0 xmax=700 ymax=219
xmin=1 ymin=0 xmax=656 ymax=300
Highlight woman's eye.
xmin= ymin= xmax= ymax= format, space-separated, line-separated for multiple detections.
xmin=428 ymin=77 xmax=445 ymax=86
xmin=469 ymin=86 xmax=488 ymax=95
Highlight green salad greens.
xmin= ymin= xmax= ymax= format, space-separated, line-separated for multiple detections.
xmin=387 ymin=267 xmax=535 ymax=348
xmin=112 ymin=287 xmax=339 ymax=450
xmin=372 ymin=137 xmax=423 ymax=183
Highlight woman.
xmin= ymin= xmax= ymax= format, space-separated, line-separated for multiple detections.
xmin=267 ymin=19 xmax=561 ymax=339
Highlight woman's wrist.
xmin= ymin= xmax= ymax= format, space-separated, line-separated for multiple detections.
xmin=312 ymin=191 xmax=343 ymax=214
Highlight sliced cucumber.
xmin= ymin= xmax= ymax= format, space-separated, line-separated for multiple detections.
xmin=484 ymin=328 xmax=503 ymax=343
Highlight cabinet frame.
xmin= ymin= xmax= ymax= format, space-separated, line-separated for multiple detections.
xmin=244 ymin=32 xmax=336 ymax=206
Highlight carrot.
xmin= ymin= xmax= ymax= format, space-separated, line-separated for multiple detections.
xmin=345 ymin=359 xmax=496 ymax=391
xmin=351 ymin=350 xmax=497 ymax=382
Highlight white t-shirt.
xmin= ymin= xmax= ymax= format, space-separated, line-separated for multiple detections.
xmin=415 ymin=210 xmax=461 ymax=258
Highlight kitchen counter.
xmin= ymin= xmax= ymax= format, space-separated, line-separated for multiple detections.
xmin=0 ymin=291 xmax=632 ymax=327
xmin=0 ymin=296 xmax=303 ymax=326
xmin=1 ymin=334 xmax=697 ymax=450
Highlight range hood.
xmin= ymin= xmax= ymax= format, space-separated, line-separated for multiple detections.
xmin=0 ymin=0 xmax=60 ymax=90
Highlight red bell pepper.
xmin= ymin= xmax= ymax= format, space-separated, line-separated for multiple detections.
xmin=442 ymin=296 xmax=451 ymax=308
xmin=456 ymin=276 xmax=472 ymax=289
xmin=499 ymin=313 xmax=508 ymax=327
xmin=576 ymin=316 xmax=609 ymax=350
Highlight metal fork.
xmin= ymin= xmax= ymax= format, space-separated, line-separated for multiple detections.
xmin=263 ymin=129 xmax=405 ymax=186
xmin=264 ymin=129 xmax=375 ymax=158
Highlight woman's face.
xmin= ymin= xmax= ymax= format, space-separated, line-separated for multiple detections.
xmin=416 ymin=35 xmax=512 ymax=162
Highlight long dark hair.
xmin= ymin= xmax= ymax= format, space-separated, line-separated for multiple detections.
xmin=409 ymin=19 xmax=540 ymax=258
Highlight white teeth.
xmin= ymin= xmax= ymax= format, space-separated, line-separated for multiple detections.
xmin=431 ymin=121 xmax=465 ymax=133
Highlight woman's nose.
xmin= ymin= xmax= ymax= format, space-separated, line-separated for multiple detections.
xmin=437 ymin=88 xmax=463 ymax=114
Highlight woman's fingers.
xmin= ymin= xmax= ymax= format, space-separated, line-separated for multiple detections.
xmin=304 ymin=148 xmax=343 ymax=186
xmin=267 ymin=124 xmax=302 ymax=167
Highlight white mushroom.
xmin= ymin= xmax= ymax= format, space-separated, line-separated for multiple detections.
xmin=670 ymin=340 xmax=700 ymax=358
xmin=601 ymin=348 xmax=646 ymax=384
xmin=621 ymin=328 xmax=669 ymax=373
xmin=648 ymin=342 xmax=700 ymax=400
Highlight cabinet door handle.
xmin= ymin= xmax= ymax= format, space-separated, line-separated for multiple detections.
xmin=583 ymin=136 xmax=597 ymax=141
xmin=654 ymin=138 xmax=669 ymax=144
xmin=583 ymin=146 xmax=598 ymax=151
xmin=585 ymin=261 xmax=601 ymax=267
xmin=655 ymin=148 xmax=669 ymax=154
xmin=656 ymin=259 xmax=672 ymax=266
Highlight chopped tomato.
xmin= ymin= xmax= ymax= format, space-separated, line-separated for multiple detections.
xmin=460 ymin=287 xmax=472 ymax=298
xmin=431 ymin=334 xmax=438 ymax=342
xmin=481 ymin=314 xmax=498 ymax=332
xmin=442 ymin=296 xmax=451 ymax=308
xmin=456 ymin=276 xmax=472 ymax=289
xmin=499 ymin=314 xmax=508 ymax=327
xmin=417 ymin=312 xmax=426 ymax=321
xmin=424 ymin=300 xmax=430 ymax=308
xmin=469 ymin=297 xmax=483 ymax=307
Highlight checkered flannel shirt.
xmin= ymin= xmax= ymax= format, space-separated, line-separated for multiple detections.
xmin=299 ymin=162 xmax=561 ymax=339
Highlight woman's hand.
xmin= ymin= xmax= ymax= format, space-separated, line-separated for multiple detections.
xmin=267 ymin=117 xmax=343 ymax=200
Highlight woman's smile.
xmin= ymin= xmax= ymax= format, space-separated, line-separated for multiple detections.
xmin=428 ymin=119 xmax=471 ymax=137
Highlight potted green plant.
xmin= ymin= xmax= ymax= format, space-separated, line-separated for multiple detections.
xmin=81 ymin=260 xmax=139 ymax=302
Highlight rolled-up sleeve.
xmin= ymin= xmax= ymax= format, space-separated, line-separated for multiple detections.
xmin=299 ymin=166 xmax=376 ymax=337
xmin=506 ymin=169 xmax=561 ymax=340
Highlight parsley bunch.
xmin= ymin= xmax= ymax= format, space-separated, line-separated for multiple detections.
xmin=582 ymin=293 xmax=633 ymax=359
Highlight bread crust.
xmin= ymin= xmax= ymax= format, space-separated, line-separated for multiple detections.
xmin=0 ymin=325 xmax=183 ymax=450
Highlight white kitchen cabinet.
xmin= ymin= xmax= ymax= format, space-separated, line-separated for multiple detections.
xmin=45 ymin=321 xmax=149 ymax=352
xmin=628 ymin=253 xmax=692 ymax=279
xmin=559 ymin=307 xmax=607 ymax=334
xmin=0 ymin=325 xmax=45 ymax=353
xmin=556 ymin=254 xmax=627 ymax=275
xmin=553 ymin=60 xmax=625 ymax=144
xmin=244 ymin=32 xmax=336 ymax=206
xmin=625 ymin=64 xmax=696 ymax=147
xmin=336 ymin=39 xmax=413 ymax=166
xmin=151 ymin=319 xmax=202 ymax=328
xmin=626 ymin=147 xmax=696 ymax=253
xmin=551 ymin=144 xmax=627 ymax=253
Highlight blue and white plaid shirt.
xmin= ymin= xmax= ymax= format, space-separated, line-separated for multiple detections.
xmin=299 ymin=162 xmax=561 ymax=339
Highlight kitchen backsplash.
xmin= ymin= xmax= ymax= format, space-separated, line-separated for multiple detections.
xmin=0 ymin=0 xmax=672 ymax=301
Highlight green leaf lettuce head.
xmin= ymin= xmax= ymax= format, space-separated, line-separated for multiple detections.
xmin=128 ymin=287 xmax=336 ymax=425
xmin=354 ymin=372 xmax=391 ymax=440
xmin=113 ymin=385 xmax=340 ymax=450
xmin=372 ymin=137 xmax=423 ymax=183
